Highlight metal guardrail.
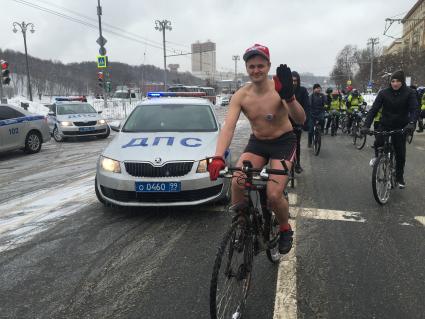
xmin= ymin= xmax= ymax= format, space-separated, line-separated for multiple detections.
xmin=91 ymin=99 xmax=140 ymax=120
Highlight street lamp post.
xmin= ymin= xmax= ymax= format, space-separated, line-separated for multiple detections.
xmin=155 ymin=19 xmax=172 ymax=90
xmin=232 ymin=55 xmax=240 ymax=90
xmin=13 ymin=21 xmax=35 ymax=101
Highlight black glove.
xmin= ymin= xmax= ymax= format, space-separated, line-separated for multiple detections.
xmin=360 ymin=126 xmax=370 ymax=135
xmin=404 ymin=122 xmax=415 ymax=134
xmin=273 ymin=64 xmax=294 ymax=102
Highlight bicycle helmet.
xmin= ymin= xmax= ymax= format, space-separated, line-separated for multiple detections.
xmin=326 ymin=87 xmax=333 ymax=94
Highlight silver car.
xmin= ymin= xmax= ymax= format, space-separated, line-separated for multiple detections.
xmin=95 ymin=97 xmax=231 ymax=207
xmin=0 ymin=104 xmax=50 ymax=154
xmin=47 ymin=99 xmax=110 ymax=142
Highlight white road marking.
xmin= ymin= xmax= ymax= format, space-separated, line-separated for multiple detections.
xmin=414 ymin=216 xmax=425 ymax=226
xmin=273 ymin=206 xmax=365 ymax=318
xmin=292 ymin=207 xmax=366 ymax=223
xmin=273 ymin=219 xmax=297 ymax=319
xmin=288 ymin=193 xmax=297 ymax=206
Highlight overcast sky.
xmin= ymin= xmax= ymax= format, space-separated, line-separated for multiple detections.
xmin=0 ymin=0 xmax=417 ymax=76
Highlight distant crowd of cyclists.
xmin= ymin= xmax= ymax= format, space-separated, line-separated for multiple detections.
xmin=292 ymin=69 xmax=422 ymax=188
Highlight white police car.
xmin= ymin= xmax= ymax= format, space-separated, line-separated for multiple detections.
xmin=47 ymin=97 xmax=110 ymax=142
xmin=0 ymin=103 xmax=50 ymax=154
xmin=95 ymin=94 xmax=231 ymax=207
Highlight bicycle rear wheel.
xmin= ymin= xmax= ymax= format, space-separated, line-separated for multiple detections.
xmin=313 ymin=130 xmax=321 ymax=156
xmin=372 ymin=155 xmax=391 ymax=205
xmin=210 ymin=219 xmax=253 ymax=319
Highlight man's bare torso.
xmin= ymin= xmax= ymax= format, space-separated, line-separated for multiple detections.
xmin=239 ymin=79 xmax=293 ymax=139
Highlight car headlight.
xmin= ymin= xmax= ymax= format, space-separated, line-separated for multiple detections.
xmin=59 ymin=121 xmax=73 ymax=126
xmin=98 ymin=119 xmax=106 ymax=125
xmin=100 ymin=156 xmax=121 ymax=173
xmin=196 ymin=158 xmax=212 ymax=173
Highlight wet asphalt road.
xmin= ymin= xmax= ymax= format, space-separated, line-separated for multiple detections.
xmin=0 ymin=106 xmax=424 ymax=319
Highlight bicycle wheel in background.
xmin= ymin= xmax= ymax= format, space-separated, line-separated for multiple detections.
xmin=407 ymin=131 xmax=414 ymax=144
xmin=356 ymin=132 xmax=367 ymax=150
xmin=210 ymin=218 xmax=253 ymax=319
xmin=353 ymin=126 xmax=367 ymax=150
xmin=313 ymin=129 xmax=321 ymax=156
xmin=372 ymin=155 xmax=391 ymax=205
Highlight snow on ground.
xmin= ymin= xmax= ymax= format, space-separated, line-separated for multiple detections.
xmin=7 ymin=96 xmax=50 ymax=115
xmin=0 ymin=173 xmax=96 ymax=253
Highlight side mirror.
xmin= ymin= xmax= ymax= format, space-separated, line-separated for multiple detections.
xmin=97 ymin=110 xmax=103 ymax=114
xmin=110 ymin=125 xmax=120 ymax=132
xmin=109 ymin=120 xmax=121 ymax=132
xmin=48 ymin=111 xmax=55 ymax=116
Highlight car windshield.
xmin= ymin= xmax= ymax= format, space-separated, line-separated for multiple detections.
xmin=122 ymin=104 xmax=218 ymax=132
xmin=56 ymin=103 xmax=97 ymax=115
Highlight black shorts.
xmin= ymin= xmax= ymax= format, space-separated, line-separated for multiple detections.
xmin=243 ymin=131 xmax=297 ymax=162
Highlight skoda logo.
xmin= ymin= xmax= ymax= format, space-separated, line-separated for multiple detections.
xmin=154 ymin=157 xmax=162 ymax=164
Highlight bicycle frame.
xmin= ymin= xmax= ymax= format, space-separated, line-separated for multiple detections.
xmin=220 ymin=160 xmax=289 ymax=252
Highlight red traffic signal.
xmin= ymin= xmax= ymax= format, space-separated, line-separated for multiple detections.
xmin=1 ymin=60 xmax=11 ymax=85
xmin=97 ymin=71 xmax=104 ymax=88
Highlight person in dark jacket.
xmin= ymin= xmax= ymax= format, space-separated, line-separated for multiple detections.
xmin=291 ymin=71 xmax=310 ymax=173
xmin=362 ymin=70 xmax=418 ymax=188
xmin=308 ymin=83 xmax=327 ymax=147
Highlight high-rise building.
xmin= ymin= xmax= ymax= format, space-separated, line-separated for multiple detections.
xmin=191 ymin=40 xmax=216 ymax=79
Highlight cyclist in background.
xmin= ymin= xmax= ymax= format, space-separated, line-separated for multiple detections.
xmin=325 ymin=89 xmax=343 ymax=135
xmin=347 ymin=89 xmax=365 ymax=134
xmin=291 ymin=71 xmax=310 ymax=173
xmin=308 ymin=84 xmax=327 ymax=147
xmin=416 ymin=87 xmax=425 ymax=132
xmin=361 ymin=70 xmax=418 ymax=188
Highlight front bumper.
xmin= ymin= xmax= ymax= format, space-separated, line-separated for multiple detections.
xmin=96 ymin=162 xmax=229 ymax=207
xmin=59 ymin=124 xmax=109 ymax=137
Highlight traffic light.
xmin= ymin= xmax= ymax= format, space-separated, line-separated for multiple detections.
xmin=1 ymin=60 xmax=11 ymax=85
xmin=105 ymin=81 xmax=112 ymax=93
xmin=97 ymin=71 xmax=104 ymax=88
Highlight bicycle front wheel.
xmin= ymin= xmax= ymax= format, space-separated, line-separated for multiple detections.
xmin=407 ymin=131 xmax=414 ymax=144
xmin=265 ymin=210 xmax=281 ymax=263
xmin=353 ymin=128 xmax=367 ymax=150
xmin=210 ymin=219 xmax=253 ymax=319
xmin=372 ymin=155 xmax=391 ymax=205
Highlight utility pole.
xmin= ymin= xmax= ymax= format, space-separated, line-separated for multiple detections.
xmin=155 ymin=20 xmax=172 ymax=90
xmin=232 ymin=55 xmax=240 ymax=89
xmin=368 ymin=38 xmax=379 ymax=86
xmin=12 ymin=21 xmax=35 ymax=101
xmin=96 ymin=0 xmax=108 ymax=108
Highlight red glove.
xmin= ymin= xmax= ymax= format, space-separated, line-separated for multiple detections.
xmin=207 ymin=156 xmax=225 ymax=181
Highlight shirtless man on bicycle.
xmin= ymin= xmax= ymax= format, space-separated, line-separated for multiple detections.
xmin=208 ymin=44 xmax=306 ymax=254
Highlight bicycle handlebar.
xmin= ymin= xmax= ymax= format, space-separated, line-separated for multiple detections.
xmin=367 ymin=129 xmax=405 ymax=136
xmin=218 ymin=160 xmax=289 ymax=180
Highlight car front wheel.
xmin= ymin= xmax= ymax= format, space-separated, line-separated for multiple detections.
xmin=53 ymin=126 xmax=64 ymax=142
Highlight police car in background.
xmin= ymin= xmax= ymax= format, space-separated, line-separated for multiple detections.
xmin=47 ymin=97 xmax=110 ymax=142
xmin=95 ymin=92 xmax=231 ymax=207
xmin=0 ymin=103 xmax=50 ymax=154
